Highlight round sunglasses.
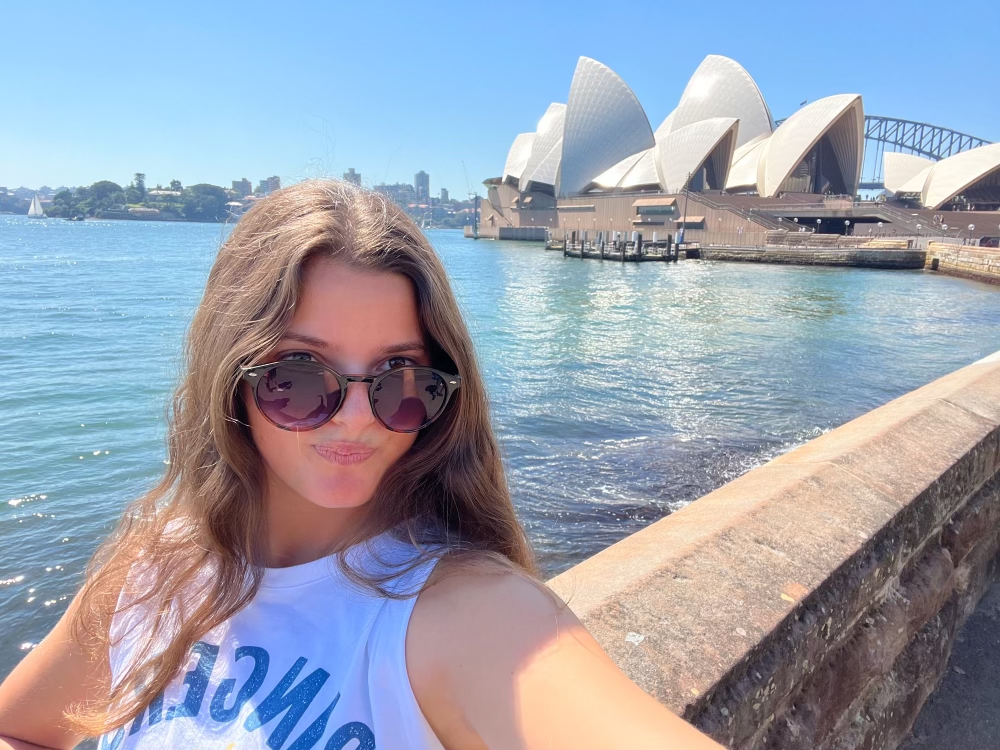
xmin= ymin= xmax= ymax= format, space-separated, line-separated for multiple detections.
xmin=241 ymin=360 xmax=461 ymax=433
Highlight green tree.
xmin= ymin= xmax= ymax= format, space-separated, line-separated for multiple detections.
xmin=134 ymin=173 xmax=146 ymax=201
xmin=182 ymin=183 xmax=228 ymax=221
xmin=169 ymin=179 xmax=182 ymax=191
xmin=80 ymin=181 xmax=126 ymax=216
xmin=45 ymin=190 xmax=76 ymax=218
xmin=0 ymin=195 xmax=29 ymax=214
xmin=34 ymin=180 xmax=129 ymax=218
xmin=90 ymin=181 xmax=123 ymax=202
xmin=186 ymin=183 xmax=227 ymax=200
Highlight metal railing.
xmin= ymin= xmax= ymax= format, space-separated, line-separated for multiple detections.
xmin=856 ymin=203 xmax=956 ymax=238
xmin=683 ymin=192 xmax=787 ymax=231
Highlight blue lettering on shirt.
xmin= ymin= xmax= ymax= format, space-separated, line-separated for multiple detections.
xmin=166 ymin=641 xmax=220 ymax=720
xmin=210 ymin=645 xmax=270 ymax=722
xmin=244 ymin=656 xmax=331 ymax=750
xmin=105 ymin=644 xmax=375 ymax=750
xmin=287 ymin=693 xmax=340 ymax=750
xmin=325 ymin=721 xmax=376 ymax=750
xmin=100 ymin=727 xmax=124 ymax=750
xmin=128 ymin=691 xmax=164 ymax=736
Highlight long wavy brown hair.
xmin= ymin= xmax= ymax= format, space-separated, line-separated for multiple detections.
xmin=69 ymin=179 xmax=535 ymax=735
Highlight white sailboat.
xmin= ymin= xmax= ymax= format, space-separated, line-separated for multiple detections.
xmin=27 ymin=194 xmax=45 ymax=219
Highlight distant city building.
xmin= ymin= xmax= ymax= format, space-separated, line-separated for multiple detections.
xmin=232 ymin=178 xmax=252 ymax=198
xmin=375 ymin=182 xmax=417 ymax=208
xmin=414 ymin=171 xmax=430 ymax=201
xmin=440 ymin=187 xmax=449 ymax=202
xmin=343 ymin=168 xmax=361 ymax=186
xmin=257 ymin=176 xmax=281 ymax=196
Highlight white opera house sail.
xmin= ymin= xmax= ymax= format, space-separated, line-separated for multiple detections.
xmin=498 ymin=54 xmax=866 ymax=200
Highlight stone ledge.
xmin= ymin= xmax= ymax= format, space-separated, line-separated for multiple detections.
xmin=700 ymin=247 xmax=926 ymax=269
xmin=926 ymin=243 xmax=1000 ymax=285
xmin=549 ymin=355 xmax=1000 ymax=749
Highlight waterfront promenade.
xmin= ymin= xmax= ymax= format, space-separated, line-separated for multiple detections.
xmin=697 ymin=241 xmax=1000 ymax=285
xmin=542 ymin=232 xmax=1000 ymax=284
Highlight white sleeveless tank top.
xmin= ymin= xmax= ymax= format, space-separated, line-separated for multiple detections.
xmin=101 ymin=534 xmax=445 ymax=750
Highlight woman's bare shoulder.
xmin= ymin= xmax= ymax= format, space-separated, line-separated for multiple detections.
xmin=414 ymin=553 xmax=575 ymax=658
xmin=419 ymin=552 xmax=563 ymax=620
xmin=406 ymin=554 xmax=726 ymax=750
xmin=406 ymin=557 xmax=578 ymax=749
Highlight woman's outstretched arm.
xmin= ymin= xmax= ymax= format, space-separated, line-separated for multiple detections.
xmin=408 ymin=565 xmax=726 ymax=750
xmin=0 ymin=591 xmax=108 ymax=750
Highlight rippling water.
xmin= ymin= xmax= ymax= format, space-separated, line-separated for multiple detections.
xmin=2 ymin=215 xmax=1000 ymax=678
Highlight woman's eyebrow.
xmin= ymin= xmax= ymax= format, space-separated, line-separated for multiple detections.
xmin=281 ymin=332 xmax=426 ymax=356
xmin=377 ymin=341 xmax=428 ymax=356
xmin=282 ymin=332 xmax=330 ymax=348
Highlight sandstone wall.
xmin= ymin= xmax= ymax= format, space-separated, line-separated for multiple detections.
xmin=926 ymin=242 xmax=1000 ymax=285
xmin=549 ymin=353 xmax=1000 ymax=750
xmin=699 ymin=247 xmax=926 ymax=269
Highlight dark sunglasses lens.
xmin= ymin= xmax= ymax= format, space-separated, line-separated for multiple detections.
xmin=255 ymin=362 xmax=341 ymax=430
xmin=373 ymin=369 xmax=448 ymax=432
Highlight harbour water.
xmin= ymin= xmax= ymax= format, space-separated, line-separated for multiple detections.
xmin=2 ymin=214 xmax=1000 ymax=679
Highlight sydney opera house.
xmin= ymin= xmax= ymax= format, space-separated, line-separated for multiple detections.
xmin=481 ymin=55 xmax=1000 ymax=245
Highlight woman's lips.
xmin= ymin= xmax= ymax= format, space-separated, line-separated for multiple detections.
xmin=313 ymin=442 xmax=375 ymax=466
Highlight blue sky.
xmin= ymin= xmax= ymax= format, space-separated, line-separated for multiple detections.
xmin=3 ymin=0 xmax=998 ymax=195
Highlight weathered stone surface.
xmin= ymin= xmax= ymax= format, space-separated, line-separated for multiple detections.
xmin=547 ymin=354 xmax=1000 ymax=750
xmin=926 ymin=243 xmax=1000 ymax=285
xmin=701 ymin=247 xmax=926 ymax=269
xmin=757 ymin=546 xmax=955 ymax=749
xmin=772 ymin=395 xmax=999 ymax=565
xmin=952 ymin=524 xmax=1000 ymax=624
xmin=850 ymin=605 xmax=956 ymax=750
xmin=552 ymin=462 xmax=897 ymax=711
xmin=772 ymin=395 xmax=997 ymax=498
xmin=902 ymin=359 xmax=1000 ymax=424
xmin=942 ymin=474 xmax=1000 ymax=565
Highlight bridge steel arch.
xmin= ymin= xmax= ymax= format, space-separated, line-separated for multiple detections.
xmin=861 ymin=115 xmax=992 ymax=190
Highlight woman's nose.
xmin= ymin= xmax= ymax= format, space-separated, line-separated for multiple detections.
xmin=333 ymin=381 xmax=376 ymax=427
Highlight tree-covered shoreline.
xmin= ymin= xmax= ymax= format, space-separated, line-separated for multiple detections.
xmin=4 ymin=173 xmax=478 ymax=229
xmin=41 ymin=174 xmax=234 ymax=222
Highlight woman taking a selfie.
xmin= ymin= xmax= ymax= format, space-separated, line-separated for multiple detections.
xmin=0 ymin=181 xmax=723 ymax=750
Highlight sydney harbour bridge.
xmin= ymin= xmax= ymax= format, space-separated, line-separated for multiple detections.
xmin=860 ymin=116 xmax=991 ymax=190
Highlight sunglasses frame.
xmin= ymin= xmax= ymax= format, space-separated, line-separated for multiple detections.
xmin=240 ymin=361 xmax=461 ymax=433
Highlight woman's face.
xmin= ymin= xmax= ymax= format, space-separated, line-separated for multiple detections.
xmin=245 ymin=258 xmax=427 ymax=511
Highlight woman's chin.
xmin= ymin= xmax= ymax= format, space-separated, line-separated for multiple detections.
xmin=304 ymin=476 xmax=376 ymax=511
